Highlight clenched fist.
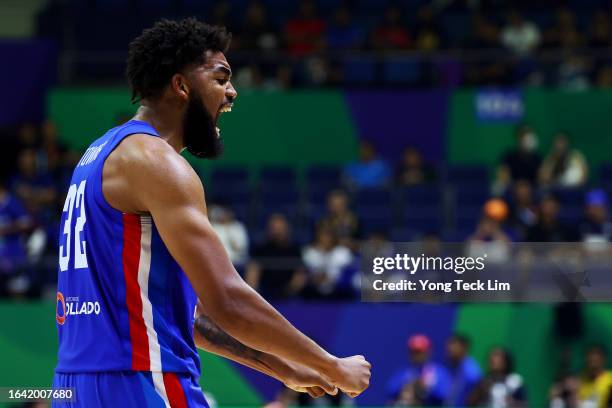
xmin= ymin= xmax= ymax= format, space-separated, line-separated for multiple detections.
xmin=327 ymin=355 xmax=371 ymax=397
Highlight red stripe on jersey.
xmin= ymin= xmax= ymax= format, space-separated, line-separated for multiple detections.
xmin=163 ymin=372 xmax=188 ymax=408
xmin=122 ymin=213 xmax=150 ymax=370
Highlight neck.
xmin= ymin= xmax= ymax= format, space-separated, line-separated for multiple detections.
xmin=133 ymin=102 xmax=184 ymax=154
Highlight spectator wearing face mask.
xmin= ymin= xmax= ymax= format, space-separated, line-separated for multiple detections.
xmin=539 ymin=132 xmax=588 ymax=188
xmin=495 ymin=126 xmax=542 ymax=193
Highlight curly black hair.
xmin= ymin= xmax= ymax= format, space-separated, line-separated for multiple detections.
xmin=126 ymin=18 xmax=231 ymax=102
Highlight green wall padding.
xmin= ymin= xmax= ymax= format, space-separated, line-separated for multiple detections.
xmin=47 ymin=88 xmax=359 ymax=177
xmin=456 ymin=304 xmax=612 ymax=408
xmin=448 ymin=89 xmax=612 ymax=179
xmin=456 ymin=304 xmax=555 ymax=407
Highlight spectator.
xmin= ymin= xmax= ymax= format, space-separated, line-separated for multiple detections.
xmin=580 ymin=189 xmax=612 ymax=244
xmin=11 ymin=149 xmax=57 ymax=220
xmin=40 ymin=119 xmax=74 ymax=192
xmin=236 ymin=2 xmax=280 ymax=52
xmin=370 ymin=5 xmax=411 ymax=50
xmin=318 ymin=189 xmax=360 ymax=246
xmin=596 ymin=66 xmax=612 ymax=88
xmin=549 ymin=373 xmax=580 ymax=408
xmin=500 ymin=10 xmax=541 ymax=55
xmin=507 ymin=180 xmax=538 ymax=240
xmin=326 ymin=6 xmax=364 ymax=50
xmin=361 ymin=230 xmax=394 ymax=261
xmin=539 ymin=133 xmax=588 ymax=188
xmin=414 ymin=5 xmax=443 ymax=52
xmin=470 ymin=347 xmax=527 ymax=407
xmin=245 ymin=214 xmax=306 ymax=300
xmin=444 ymin=334 xmax=483 ymax=407
xmin=577 ymin=345 xmax=612 ymax=408
xmin=0 ymin=178 xmax=35 ymax=295
xmin=0 ymin=123 xmax=35 ymax=179
xmin=343 ymin=140 xmax=392 ymax=189
xmin=284 ymin=0 xmax=325 ymax=56
xmin=302 ymin=224 xmax=353 ymax=298
xmin=527 ymin=195 xmax=579 ymax=242
xmin=589 ymin=10 xmax=612 ymax=49
xmin=467 ymin=211 xmax=512 ymax=263
xmin=556 ymin=52 xmax=592 ymax=91
xmin=386 ymin=334 xmax=451 ymax=406
xmin=465 ymin=13 xmax=502 ymax=50
xmin=17 ymin=122 xmax=40 ymax=151
xmin=463 ymin=13 xmax=508 ymax=86
xmin=543 ymin=7 xmax=582 ymax=50
xmin=495 ymin=125 xmax=542 ymax=191
xmin=396 ymin=146 xmax=437 ymax=186
xmin=209 ymin=204 xmax=249 ymax=273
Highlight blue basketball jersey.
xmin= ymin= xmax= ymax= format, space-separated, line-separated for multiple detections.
xmin=55 ymin=120 xmax=200 ymax=378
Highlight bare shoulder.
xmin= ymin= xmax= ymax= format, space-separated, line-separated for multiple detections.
xmin=103 ymin=134 xmax=205 ymax=213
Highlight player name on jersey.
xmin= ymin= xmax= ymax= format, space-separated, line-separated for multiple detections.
xmin=77 ymin=141 xmax=108 ymax=167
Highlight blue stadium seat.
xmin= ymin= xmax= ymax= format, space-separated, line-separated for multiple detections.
xmin=402 ymin=206 xmax=443 ymax=234
xmin=455 ymin=188 xmax=490 ymax=208
xmin=261 ymin=188 xmax=300 ymax=206
xmin=390 ymin=227 xmax=417 ymax=241
xmin=305 ymin=186 xmax=337 ymax=206
xmin=552 ymin=187 xmax=587 ymax=207
xmin=399 ymin=185 xmax=443 ymax=206
xmin=558 ymin=206 xmax=584 ymax=225
xmin=208 ymin=188 xmax=251 ymax=208
xmin=212 ymin=166 xmax=249 ymax=184
xmin=211 ymin=167 xmax=250 ymax=197
xmin=382 ymin=58 xmax=422 ymax=85
xmin=358 ymin=209 xmax=394 ymax=236
xmin=306 ymin=165 xmax=341 ymax=185
xmin=353 ymin=188 xmax=393 ymax=208
xmin=441 ymin=229 xmax=472 ymax=242
xmin=454 ymin=206 xmax=482 ymax=231
xmin=224 ymin=202 xmax=250 ymax=224
xmin=445 ymin=165 xmax=490 ymax=184
xmin=260 ymin=166 xmax=297 ymax=187
xmin=600 ymin=164 xmax=612 ymax=182
xmin=343 ymin=57 xmax=377 ymax=84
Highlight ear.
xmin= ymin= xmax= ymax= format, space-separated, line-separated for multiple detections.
xmin=171 ymin=73 xmax=189 ymax=100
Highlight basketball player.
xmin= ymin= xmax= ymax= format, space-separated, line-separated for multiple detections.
xmin=52 ymin=18 xmax=370 ymax=407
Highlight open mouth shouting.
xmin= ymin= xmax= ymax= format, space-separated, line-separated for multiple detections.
xmin=215 ymin=103 xmax=233 ymax=137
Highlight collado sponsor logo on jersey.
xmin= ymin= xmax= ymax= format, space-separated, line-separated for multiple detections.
xmin=56 ymin=292 xmax=101 ymax=325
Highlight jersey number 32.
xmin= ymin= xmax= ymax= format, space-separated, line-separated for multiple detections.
xmin=59 ymin=180 xmax=88 ymax=272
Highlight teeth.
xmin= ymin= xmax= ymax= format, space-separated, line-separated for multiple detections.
xmin=219 ymin=106 xmax=232 ymax=113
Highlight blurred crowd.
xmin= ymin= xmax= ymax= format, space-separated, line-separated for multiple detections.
xmin=2 ymin=119 xmax=612 ymax=302
xmin=0 ymin=121 xmax=78 ymax=298
xmin=265 ymin=333 xmax=612 ymax=408
xmin=37 ymin=0 xmax=612 ymax=88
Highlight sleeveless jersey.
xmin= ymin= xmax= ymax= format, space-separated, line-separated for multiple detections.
xmin=55 ymin=120 xmax=200 ymax=377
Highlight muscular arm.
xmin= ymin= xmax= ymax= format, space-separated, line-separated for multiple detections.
xmin=194 ymin=311 xmax=275 ymax=379
xmin=103 ymin=135 xmax=359 ymax=388
xmin=194 ymin=311 xmax=334 ymax=397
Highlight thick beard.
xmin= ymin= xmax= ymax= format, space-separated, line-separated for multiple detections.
xmin=183 ymin=93 xmax=224 ymax=159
